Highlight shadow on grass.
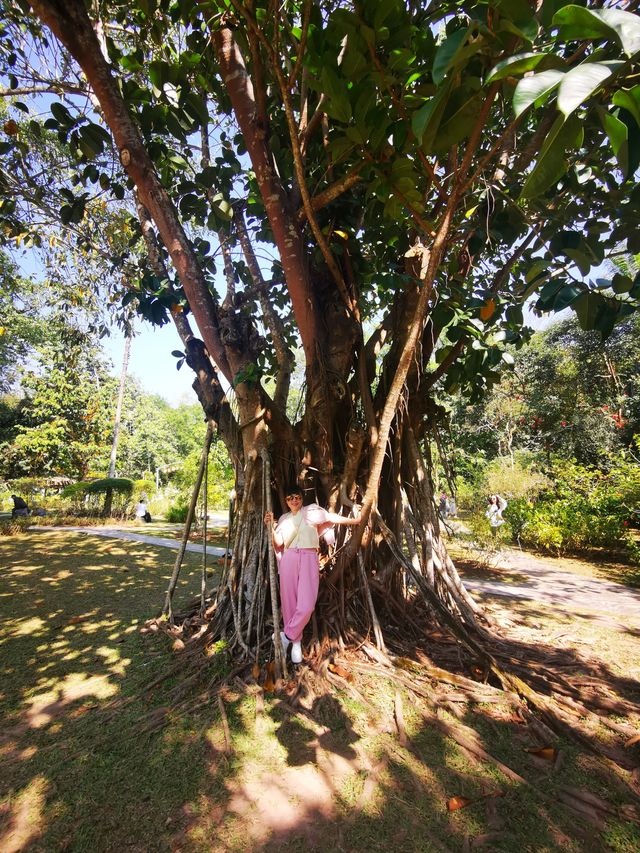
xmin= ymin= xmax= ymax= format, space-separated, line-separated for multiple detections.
xmin=1 ymin=530 xmax=639 ymax=852
xmin=0 ymin=529 xmax=224 ymax=852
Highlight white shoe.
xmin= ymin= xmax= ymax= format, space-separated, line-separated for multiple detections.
xmin=291 ymin=641 xmax=302 ymax=664
xmin=273 ymin=631 xmax=291 ymax=654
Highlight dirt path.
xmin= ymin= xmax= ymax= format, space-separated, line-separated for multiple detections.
xmin=29 ymin=524 xmax=228 ymax=557
xmin=464 ymin=547 xmax=640 ymax=621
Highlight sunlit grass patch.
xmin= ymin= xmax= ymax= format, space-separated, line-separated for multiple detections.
xmin=0 ymin=774 xmax=48 ymax=853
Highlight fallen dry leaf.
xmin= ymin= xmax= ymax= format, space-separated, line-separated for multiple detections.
xmin=447 ymin=795 xmax=474 ymax=812
xmin=448 ymin=791 xmax=505 ymax=813
xmin=251 ymin=662 xmax=261 ymax=680
xmin=328 ymin=662 xmax=352 ymax=680
xmin=524 ymin=745 xmax=558 ymax=762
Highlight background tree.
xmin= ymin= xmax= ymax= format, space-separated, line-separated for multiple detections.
xmin=451 ymin=314 xmax=640 ymax=468
xmin=0 ymin=318 xmax=114 ymax=478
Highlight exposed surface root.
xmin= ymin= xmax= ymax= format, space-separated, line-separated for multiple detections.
xmin=141 ymin=599 xmax=640 ymax=789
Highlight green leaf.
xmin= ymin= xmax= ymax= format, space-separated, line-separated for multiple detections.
xmin=612 ymin=87 xmax=640 ymax=127
xmin=373 ymin=0 xmax=398 ymax=31
xmin=520 ymin=113 xmax=583 ymax=199
xmin=553 ymin=6 xmax=640 ymax=58
xmin=149 ymin=61 xmax=168 ymax=97
xmin=541 ymin=0 xmax=566 ymax=29
xmin=320 ymin=67 xmax=352 ymax=123
xmin=50 ymin=101 xmax=73 ymax=125
xmin=210 ymin=193 xmax=233 ymax=222
xmin=572 ymin=290 xmax=601 ymax=330
xmin=412 ymin=99 xmax=435 ymax=141
xmin=120 ymin=53 xmax=142 ymax=72
xmin=599 ymin=108 xmax=628 ymax=174
xmin=499 ymin=18 xmax=539 ymax=43
xmin=513 ymin=70 xmax=565 ymax=117
xmin=557 ymin=62 xmax=619 ymax=118
xmin=496 ymin=0 xmax=540 ymax=42
xmin=327 ymin=135 xmax=355 ymax=161
xmin=435 ymin=91 xmax=483 ymax=152
xmin=432 ymin=28 xmax=471 ymax=85
xmin=553 ymin=284 xmax=583 ymax=310
xmin=593 ymin=302 xmax=621 ymax=339
xmin=59 ymin=204 xmax=72 ymax=225
xmin=612 ymin=273 xmax=633 ymax=294
xmin=486 ymin=52 xmax=562 ymax=84
xmin=536 ymin=279 xmax=564 ymax=311
xmin=525 ymin=259 xmax=550 ymax=284
xmin=619 ymin=107 xmax=640 ymax=176
xmin=414 ymin=81 xmax=452 ymax=151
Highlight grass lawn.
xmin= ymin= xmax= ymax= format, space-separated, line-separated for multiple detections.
xmin=1 ymin=530 xmax=639 ymax=852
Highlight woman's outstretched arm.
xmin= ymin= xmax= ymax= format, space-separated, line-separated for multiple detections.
xmin=323 ymin=509 xmax=361 ymax=526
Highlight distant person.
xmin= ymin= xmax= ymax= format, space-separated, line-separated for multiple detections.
xmin=11 ymin=495 xmax=30 ymax=518
xmin=135 ymin=500 xmax=152 ymax=523
xmin=438 ymin=491 xmax=449 ymax=520
xmin=486 ymin=494 xmax=507 ymax=538
xmin=448 ymin=496 xmax=458 ymax=518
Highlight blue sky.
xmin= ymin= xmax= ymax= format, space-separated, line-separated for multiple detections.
xmin=102 ymin=320 xmax=196 ymax=405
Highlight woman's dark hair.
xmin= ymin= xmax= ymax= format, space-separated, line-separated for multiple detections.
xmin=285 ymin=484 xmax=304 ymax=498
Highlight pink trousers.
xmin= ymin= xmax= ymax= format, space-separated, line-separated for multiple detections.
xmin=278 ymin=548 xmax=320 ymax=643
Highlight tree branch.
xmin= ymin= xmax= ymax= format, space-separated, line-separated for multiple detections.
xmin=295 ymin=165 xmax=364 ymax=222
xmin=212 ymin=24 xmax=320 ymax=367
xmin=287 ymin=0 xmax=311 ymax=90
xmin=0 ymin=83 xmax=86 ymax=97
xmin=30 ymin=0 xmax=233 ymax=386
xmin=235 ymin=206 xmax=294 ymax=414
xmin=232 ymin=3 xmax=355 ymax=313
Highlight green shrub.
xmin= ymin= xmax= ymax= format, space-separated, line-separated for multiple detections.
xmin=464 ymin=511 xmax=510 ymax=551
xmin=456 ymin=452 xmax=550 ymax=513
xmin=505 ymin=453 xmax=638 ymax=556
xmin=0 ymin=517 xmax=30 ymax=536
xmin=506 ymin=495 xmax=628 ymax=554
xmin=166 ymin=502 xmax=189 ymax=523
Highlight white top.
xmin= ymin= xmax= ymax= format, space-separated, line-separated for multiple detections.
xmin=135 ymin=502 xmax=147 ymax=517
xmin=486 ymin=496 xmax=507 ymax=527
xmin=275 ymin=503 xmax=332 ymax=549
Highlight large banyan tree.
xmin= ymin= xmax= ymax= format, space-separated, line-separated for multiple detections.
xmin=4 ymin=1 xmax=640 ymax=691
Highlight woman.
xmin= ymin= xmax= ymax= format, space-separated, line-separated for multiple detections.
xmin=264 ymin=486 xmax=360 ymax=664
xmin=486 ymin=494 xmax=507 ymax=538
